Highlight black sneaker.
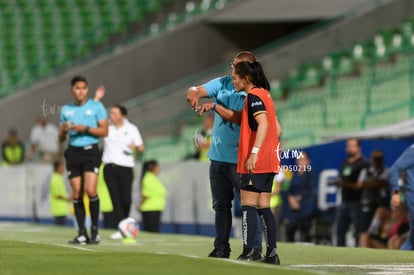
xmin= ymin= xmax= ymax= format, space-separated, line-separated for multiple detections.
xmin=88 ymin=227 xmax=100 ymax=245
xmin=260 ymin=249 xmax=280 ymax=265
xmin=208 ymin=248 xmax=230 ymax=258
xmin=237 ymin=248 xmax=262 ymax=261
xmin=68 ymin=234 xmax=89 ymax=245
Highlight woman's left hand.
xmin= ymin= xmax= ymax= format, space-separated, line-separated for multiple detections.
xmin=198 ymin=102 xmax=214 ymax=115
xmin=71 ymin=124 xmax=87 ymax=133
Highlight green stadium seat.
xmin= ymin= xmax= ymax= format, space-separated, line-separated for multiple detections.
xmin=322 ymin=52 xmax=356 ymax=77
xmin=296 ymin=64 xmax=322 ymax=89
xmin=401 ymin=17 xmax=414 ymax=37
xmin=183 ymin=1 xmax=203 ymax=22
xmin=337 ymin=53 xmax=356 ymax=75
xmin=16 ymin=70 xmax=33 ymax=87
xmin=381 ymin=30 xmax=405 ymax=54
xmin=2 ymin=4 xmax=15 ymax=20
xmin=284 ymin=69 xmax=300 ymax=90
xmin=35 ymin=61 xmax=53 ymax=77
xmin=352 ymin=42 xmax=370 ymax=64
xmin=163 ymin=12 xmax=180 ymax=30
xmin=200 ymin=0 xmax=221 ymax=11
xmin=369 ymin=36 xmax=390 ymax=63
xmin=37 ymin=0 xmax=52 ymax=6
xmin=119 ymin=1 xmax=145 ymax=24
xmin=214 ymin=0 xmax=228 ymax=10
xmin=92 ymin=29 xmax=109 ymax=46
xmin=270 ymin=79 xmax=286 ymax=100
xmin=145 ymin=0 xmax=166 ymax=13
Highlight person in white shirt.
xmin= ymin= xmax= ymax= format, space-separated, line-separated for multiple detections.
xmin=101 ymin=104 xmax=144 ymax=239
xmin=28 ymin=116 xmax=60 ymax=162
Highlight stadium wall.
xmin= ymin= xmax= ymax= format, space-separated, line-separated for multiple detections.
xmin=0 ymin=161 xmax=216 ymax=235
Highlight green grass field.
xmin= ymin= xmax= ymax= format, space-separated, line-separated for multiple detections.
xmin=1 ymin=223 xmax=414 ymax=275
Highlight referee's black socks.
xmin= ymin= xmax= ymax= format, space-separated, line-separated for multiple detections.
xmin=89 ymin=196 xmax=100 ymax=228
xmin=257 ymin=207 xmax=277 ymax=256
xmin=73 ymin=198 xmax=86 ymax=234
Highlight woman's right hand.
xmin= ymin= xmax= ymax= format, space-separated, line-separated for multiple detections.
xmin=245 ymin=154 xmax=258 ymax=174
xmin=187 ymin=87 xmax=200 ymax=110
xmin=60 ymin=122 xmax=70 ymax=134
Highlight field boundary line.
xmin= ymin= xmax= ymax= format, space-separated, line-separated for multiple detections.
xmin=23 ymin=240 xmax=98 ymax=252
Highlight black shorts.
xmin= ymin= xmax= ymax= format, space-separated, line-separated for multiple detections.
xmin=369 ymin=233 xmax=388 ymax=245
xmin=360 ymin=204 xmax=376 ymax=232
xmin=64 ymin=144 xmax=101 ymax=179
xmin=240 ymin=173 xmax=275 ymax=193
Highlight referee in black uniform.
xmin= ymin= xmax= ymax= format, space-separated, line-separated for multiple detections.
xmin=59 ymin=76 xmax=108 ymax=244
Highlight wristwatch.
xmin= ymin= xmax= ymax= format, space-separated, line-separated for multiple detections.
xmin=85 ymin=126 xmax=90 ymax=133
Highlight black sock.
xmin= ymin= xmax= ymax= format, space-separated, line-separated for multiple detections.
xmin=257 ymin=207 xmax=277 ymax=256
xmin=73 ymin=198 xmax=85 ymax=233
xmin=89 ymin=196 xmax=100 ymax=229
xmin=242 ymin=205 xmax=257 ymax=251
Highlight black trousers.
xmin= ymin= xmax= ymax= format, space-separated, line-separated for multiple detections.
xmin=103 ymin=164 xmax=134 ymax=229
xmin=142 ymin=211 xmax=162 ymax=232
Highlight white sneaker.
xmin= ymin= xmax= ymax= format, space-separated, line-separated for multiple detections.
xmin=68 ymin=234 xmax=89 ymax=244
xmin=110 ymin=231 xmax=123 ymax=239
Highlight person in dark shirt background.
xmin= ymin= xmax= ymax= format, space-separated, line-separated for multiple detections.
xmin=336 ymin=138 xmax=369 ymax=247
xmin=286 ymin=152 xmax=316 ymax=242
xmin=358 ymin=151 xmax=390 ymax=247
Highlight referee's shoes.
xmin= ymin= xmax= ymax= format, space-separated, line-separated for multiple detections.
xmin=68 ymin=227 xmax=100 ymax=245
xmin=68 ymin=232 xmax=89 ymax=245
xmin=89 ymin=226 xmax=100 ymax=244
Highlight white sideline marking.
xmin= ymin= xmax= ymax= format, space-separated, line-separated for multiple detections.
xmin=0 ymin=226 xmax=48 ymax=233
xmin=158 ymin=252 xmax=288 ymax=271
xmin=155 ymin=252 xmax=202 ymax=258
xmin=179 ymin=254 xmax=203 ymax=259
xmin=24 ymin=240 xmax=97 ymax=252
xmin=292 ymin=264 xmax=414 ymax=275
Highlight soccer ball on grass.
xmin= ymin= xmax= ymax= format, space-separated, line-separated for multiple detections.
xmin=118 ymin=217 xmax=139 ymax=243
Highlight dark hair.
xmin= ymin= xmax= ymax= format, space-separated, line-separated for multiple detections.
xmin=371 ymin=150 xmax=384 ymax=160
xmin=113 ymin=104 xmax=128 ymax=116
xmin=70 ymin=76 xmax=88 ymax=87
xmin=234 ymin=61 xmax=270 ymax=90
xmin=235 ymin=51 xmax=256 ymax=63
xmin=140 ymin=159 xmax=159 ymax=190
xmin=347 ymin=138 xmax=361 ymax=148
xmin=53 ymin=160 xmax=63 ymax=171
xmin=9 ymin=128 xmax=18 ymax=136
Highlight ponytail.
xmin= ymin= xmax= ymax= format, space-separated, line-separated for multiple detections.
xmin=234 ymin=61 xmax=270 ymax=91
xmin=251 ymin=62 xmax=270 ymax=91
